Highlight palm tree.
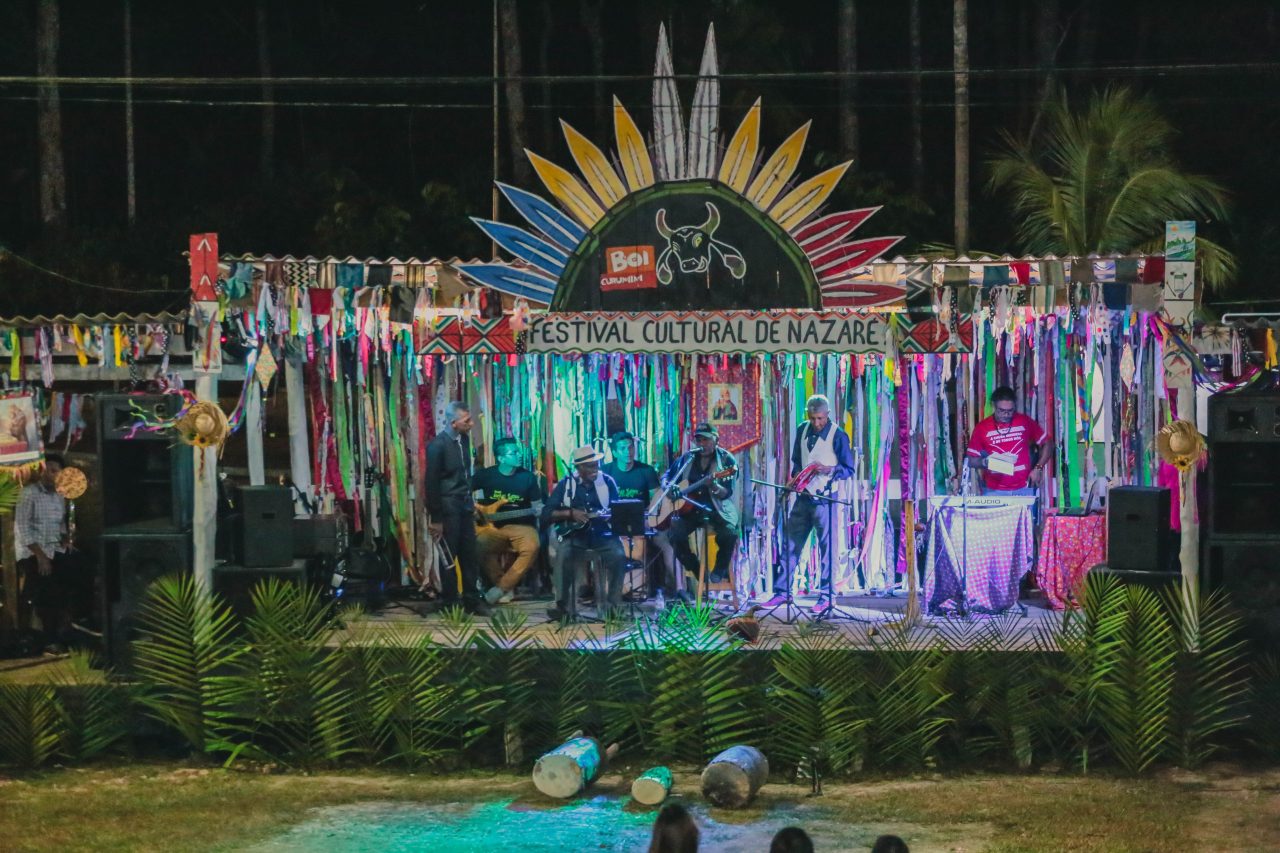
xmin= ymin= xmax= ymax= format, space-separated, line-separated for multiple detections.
xmin=989 ymin=86 xmax=1236 ymax=290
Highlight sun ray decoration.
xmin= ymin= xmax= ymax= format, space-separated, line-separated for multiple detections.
xmin=460 ymin=24 xmax=903 ymax=308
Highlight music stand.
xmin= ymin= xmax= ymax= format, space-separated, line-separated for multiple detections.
xmin=611 ymin=499 xmax=650 ymax=619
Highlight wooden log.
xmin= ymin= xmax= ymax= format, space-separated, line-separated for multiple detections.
xmin=630 ymin=766 xmax=673 ymax=805
xmin=700 ymin=745 xmax=769 ymax=808
xmin=531 ymin=731 xmax=619 ymax=799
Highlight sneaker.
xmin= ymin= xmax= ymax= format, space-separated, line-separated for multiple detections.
xmin=484 ymin=586 xmax=504 ymax=605
xmin=546 ymin=606 xmax=570 ymax=621
xmin=810 ymin=598 xmax=832 ymax=615
xmin=42 ymin=643 xmax=69 ymax=657
xmin=499 ymin=590 xmax=515 ymax=604
xmin=759 ymin=593 xmax=789 ymax=608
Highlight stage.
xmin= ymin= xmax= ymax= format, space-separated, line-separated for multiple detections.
xmin=331 ymin=591 xmax=1065 ymax=651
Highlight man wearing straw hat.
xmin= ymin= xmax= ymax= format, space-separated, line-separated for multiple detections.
xmin=425 ymin=401 xmax=492 ymax=616
xmin=542 ymin=444 xmax=626 ymax=619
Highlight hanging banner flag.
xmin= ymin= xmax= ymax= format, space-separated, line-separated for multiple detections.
xmin=1165 ymin=220 xmax=1196 ymax=262
xmin=526 ymin=310 xmax=917 ymax=355
xmin=189 ymin=233 xmax=219 ymax=301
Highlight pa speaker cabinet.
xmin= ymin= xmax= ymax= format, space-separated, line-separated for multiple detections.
xmin=1206 ymin=538 xmax=1280 ymax=645
xmin=1107 ymin=486 xmax=1173 ymax=574
xmin=234 ymin=485 xmax=294 ymax=567
xmin=95 ymin=393 xmax=193 ymax=533
xmin=100 ymin=532 xmax=192 ymax=668
xmin=1208 ymin=390 xmax=1280 ymax=443
xmin=213 ymin=561 xmax=310 ymax=622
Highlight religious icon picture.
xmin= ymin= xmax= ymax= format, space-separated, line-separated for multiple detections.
xmin=708 ymin=383 xmax=743 ymax=425
xmin=0 ymin=393 xmax=42 ymax=466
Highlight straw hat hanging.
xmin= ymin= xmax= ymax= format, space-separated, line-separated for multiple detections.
xmin=1156 ymin=419 xmax=1206 ymax=472
xmin=174 ymin=400 xmax=230 ymax=454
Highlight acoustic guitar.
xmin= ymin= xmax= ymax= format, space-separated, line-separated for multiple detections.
xmin=646 ymin=466 xmax=736 ymax=530
xmin=475 ymin=498 xmax=539 ymax=528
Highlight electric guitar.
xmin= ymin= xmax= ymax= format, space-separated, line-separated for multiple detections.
xmin=475 ymin=498 xmax=538 ymax=528
xmin=647 ymin=466 xmax=737 ymax=530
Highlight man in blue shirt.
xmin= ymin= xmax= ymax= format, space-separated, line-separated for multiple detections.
xmin=762 ymin=395 xmax=856 ymax=613
xmin=542 ymin=444 xmax=626 ymax=620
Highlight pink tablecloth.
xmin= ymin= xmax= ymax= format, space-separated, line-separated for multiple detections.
xmin=1036 ymin=512 xmax=1106 ymax=610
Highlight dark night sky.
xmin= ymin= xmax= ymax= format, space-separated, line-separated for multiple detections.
xmin=1 ymin=0 xmax=1278 ymax=303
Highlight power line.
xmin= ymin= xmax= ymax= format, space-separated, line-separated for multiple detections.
xmin=0 ymin=249 xmax=176 ymax=294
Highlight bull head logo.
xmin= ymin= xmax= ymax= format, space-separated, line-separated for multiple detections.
xmin=654 ymin=202 xmax=747 ymax=285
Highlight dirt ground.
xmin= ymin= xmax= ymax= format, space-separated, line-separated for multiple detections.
xmin=1 ymin=761 xmax=1278 ymax=852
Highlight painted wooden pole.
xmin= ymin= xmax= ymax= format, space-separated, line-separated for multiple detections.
xmin=532 ymin=730 xmax=619 ymax=799
xmin=1179 ymin=467 xmax=1201 ymax=650
xmin=284 ymin=356 xmax=313 ymax=515
xmin=245 ymin=376 xmax=265 ymax=486
xmin=700 ymin=745 xmax=769 ymax=808
xmin=631 ymin=766 xmax=673 ymax=805
xmin=192 ymin=374 xmax=218 ymax=591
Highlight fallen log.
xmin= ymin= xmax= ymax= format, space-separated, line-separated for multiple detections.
xmin=630 ymin=766 xmax=674 ymax=805
xmin=700 ymin=744 xmax=769 ymax=808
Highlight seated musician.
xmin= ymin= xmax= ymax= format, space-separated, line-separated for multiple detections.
xmin=601 ymin=430 xmax=687 ymax=603
xmin=662 ymin=422 xmax=739 ymax=586
xmin=473 ymin=437 xmax=545 ymax=605
xmin=541 ymin=445 xmax=626 ymax=619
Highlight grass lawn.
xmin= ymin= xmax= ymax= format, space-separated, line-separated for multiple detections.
xmin=1 ymin=761 xmax=1277 ymax=852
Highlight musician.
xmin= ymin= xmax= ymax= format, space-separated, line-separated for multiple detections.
xmin=763 ymin=395 xmax=856 ymax=612
xmin=425 ymin=401 xmax=491 ymax=616
xmin=601 ymin=430 xmax=685 ymax=602
xmin=473 ymin=437 xmax=545 ymax=606
xmin=965 ymin=386 xmax=1050 ymax=496
xmin=663 ymin=422 xmax=739 ymax=586
xmin=542 ymin=445 xmax=626 ymax=618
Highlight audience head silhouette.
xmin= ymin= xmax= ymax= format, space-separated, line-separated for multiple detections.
xmin=648 ymin=803 xmax=699 ymax=853
xmin=770 ymin=825 xmax=815 ymax=853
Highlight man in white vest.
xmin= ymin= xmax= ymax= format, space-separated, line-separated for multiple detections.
xmin=762 ymin=395 xmax=856 ymax=612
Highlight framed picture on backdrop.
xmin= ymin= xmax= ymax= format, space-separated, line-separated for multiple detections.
xmin=694 ymin=362 xmax=761 ymax=452
xmin=0 ymin=393 xmax=43 ymax=467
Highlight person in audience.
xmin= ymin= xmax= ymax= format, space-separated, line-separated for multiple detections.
xmin=647 ymin=802 xmax=699 ymax=853
xmin=871 ymin=834 xmax=909 ymax=853
xmin=770 ymin=826 xmax=815 ymax=853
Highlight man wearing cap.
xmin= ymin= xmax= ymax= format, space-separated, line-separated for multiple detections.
xmin=662 ymin=422 xmax=739 ymax=587
xmin=602 ymin=431 xmax=684 ymax=603
xmin=425 ymin=401 xmax=492 ymax=616
xmin=762 ymin=394 xmax=857 ymax=613
xmin=542 ymin=445 xmax=626 ymax=619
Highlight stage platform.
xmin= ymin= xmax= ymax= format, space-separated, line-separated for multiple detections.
xmin=331 ymin=592 xmax=1066 ymax=651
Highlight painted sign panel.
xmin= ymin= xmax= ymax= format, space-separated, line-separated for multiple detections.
xmin=1165 ymin=221 xmax=1196 ymax=262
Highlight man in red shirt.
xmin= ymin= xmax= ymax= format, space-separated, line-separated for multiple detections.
xmin=966 ymin=386 xmax=1051 ymax=495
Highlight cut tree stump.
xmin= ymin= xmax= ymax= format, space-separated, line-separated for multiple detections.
xmin=700 ymin=745 xmax=769 ymax=808
xmin=531 ymin=730 xmax=619 ymax=799
xmin=630 ymin=766 xmax=673 ymax=805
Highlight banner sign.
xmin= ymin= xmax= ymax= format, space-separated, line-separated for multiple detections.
xmin=526 ymin=311 xmax=898 ymax=354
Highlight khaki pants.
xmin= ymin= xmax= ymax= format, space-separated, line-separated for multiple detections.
xmin=476 ymin=523 xmax=541 ymax=591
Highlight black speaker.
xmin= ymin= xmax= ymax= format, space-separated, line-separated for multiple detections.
xmin=95 ymin=393 xmax=193 ymax=533
xmin=1206 ymin=391 xmax=1280 ymax=539
xmin=100 ymin=532 xmax=192 ymax=667
xmin=1205 ymin=538 xmax=1280 ymax=645
xmin=213 ymin=562 xmax=310 ymax=621
xmin=1107 ymin=486 xmax=1173 ymax=573
xmin=292 ymin=515 xmax=344 ymax=558
xmin=233 ymin=486 xmax=294 ymax=567
xmin=1208 ymin=391 xmax=1280 ymax=442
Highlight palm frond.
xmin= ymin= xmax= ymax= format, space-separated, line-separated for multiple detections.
xmin=54 ymin=650 xmax=130 ymax=761
xmin=0 ymin=685 xmax=63 ymax=769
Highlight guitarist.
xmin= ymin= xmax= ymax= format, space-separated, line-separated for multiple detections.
xmin=541 ymin=445 xmax=626 ymax=619
xmin=473 ymin=438 xmax=545 ymax=606
xmin=662 ymin=422 xmax=739 ymax=587
xmin=762 ymin=394 xmax=856 ymax=613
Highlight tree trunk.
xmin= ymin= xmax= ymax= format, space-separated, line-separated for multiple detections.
xmin=497 ymin=0 xmax=531 ymax=186
xmin=953 ymin=0 xmax=969 ymax=254
xmin=701 ymin=745 xmax=769 ymax=808
xmin=256 ymin=0 xmax=275 ymax=182
xmin=579 ymin=0 xmax=607 ymax=139
xmin=1027 ymin=0 xmax=1061 ymax=141
xmin=538 ymin=0 xmax=554 ymax=151
xmin=837 ymin=0 xmax=858 ymax=165
xmin=909 ymin=0 xmax=924 ymax=196
xmin=36 ymin=0 xmax=66 ymax=231
xmin=124 ymin=0 xmax=136 ymax=225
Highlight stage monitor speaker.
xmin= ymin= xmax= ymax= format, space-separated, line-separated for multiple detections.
xmin=292 ymin=515 xmax=344 ymax=558
xmin=1091 ymin=566 xmax=1180 ymax=591
xmin=1107 ymin=486 xmax=1173 ymax=574
xmin=213 ymin=561 xmax=310 ymax=622
xmin=100 ymin=532 xmax=192 ymax=668
xmin=1205 ymin=538 xmax=1280 ymax=645
xmin=95 ymin=393 xmax=193 ymax=532
xmin=1208 ymin=390 xmax=1280 ymax=442
xmin=233 ymin=485 xmax=295 ymax=567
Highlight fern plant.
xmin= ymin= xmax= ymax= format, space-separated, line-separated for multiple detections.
xmin=0 ymin=685 xmax=63 ymax=769
xmin=862 ymin=628 xmax=951 ymax=771
xmin=132 ymin=574 xmax=241 ymax=756
xmin=476 ymin=606 xmax=541 ymax=765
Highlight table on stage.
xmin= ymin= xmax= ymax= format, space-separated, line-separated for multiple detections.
xmin=923 ymin=496 xmax=1036 ymax=615
xmin=1035 ymin=511 xmax=1106 ymax=610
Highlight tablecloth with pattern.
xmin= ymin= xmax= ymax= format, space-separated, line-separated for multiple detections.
xmin=924 ymin=498 xmax=1034 ymax=615
xmin=1036 ymin=512 xmax=1106 ymax=610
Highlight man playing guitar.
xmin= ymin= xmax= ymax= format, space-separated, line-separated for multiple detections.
xmin=661 ymin=422 xmax=739 ymax=588
xmin=472 ymin=437 xmax=545 ymax=605
xmin=541 ymin=444 xmax=626 ymax=619
xmin=762 ymin=395 xmax=856 ymax=613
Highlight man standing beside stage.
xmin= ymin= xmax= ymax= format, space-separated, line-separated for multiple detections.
xmin=543 ymin=445 xmax=626 ymax=619
xmin=601 ymin=430 xmax=685 ymax=603
xmin=762 ymin=395 xmax=856 ymax=612
xmin=663 ymin=422 xmax=739 ymax=587
xmin=473 ymin=437 xmax=544 ymax=606
xmin=15 ymin=454 xmax=87 ymax=654
xmin=966 ymin=386 xmax=1051 ymax=495
xmin=425 ymin=401 xmax=491 ymax=616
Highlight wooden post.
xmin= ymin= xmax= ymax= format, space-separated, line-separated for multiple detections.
xmin=285 ymin=357 xmax=313 ymax=514
xmin=245 ymin=376 xmax=265 ymax=486
xmin=631 ymin=766 xmax=673 ymax=805
xmin=891 ymin=499 xmax=921 ymax=631
xmin=1179 ymin=467 xmax=1200 ymax=650
xmin=1 ymin=514 xmax=17 ymax=639
xmin=192 ymin=374 xmax=218 ymax=591
xmin=701 ymin=744 xmax=769 ymax=808
xmin=532 ymin=731 xmax=619 ymax=799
